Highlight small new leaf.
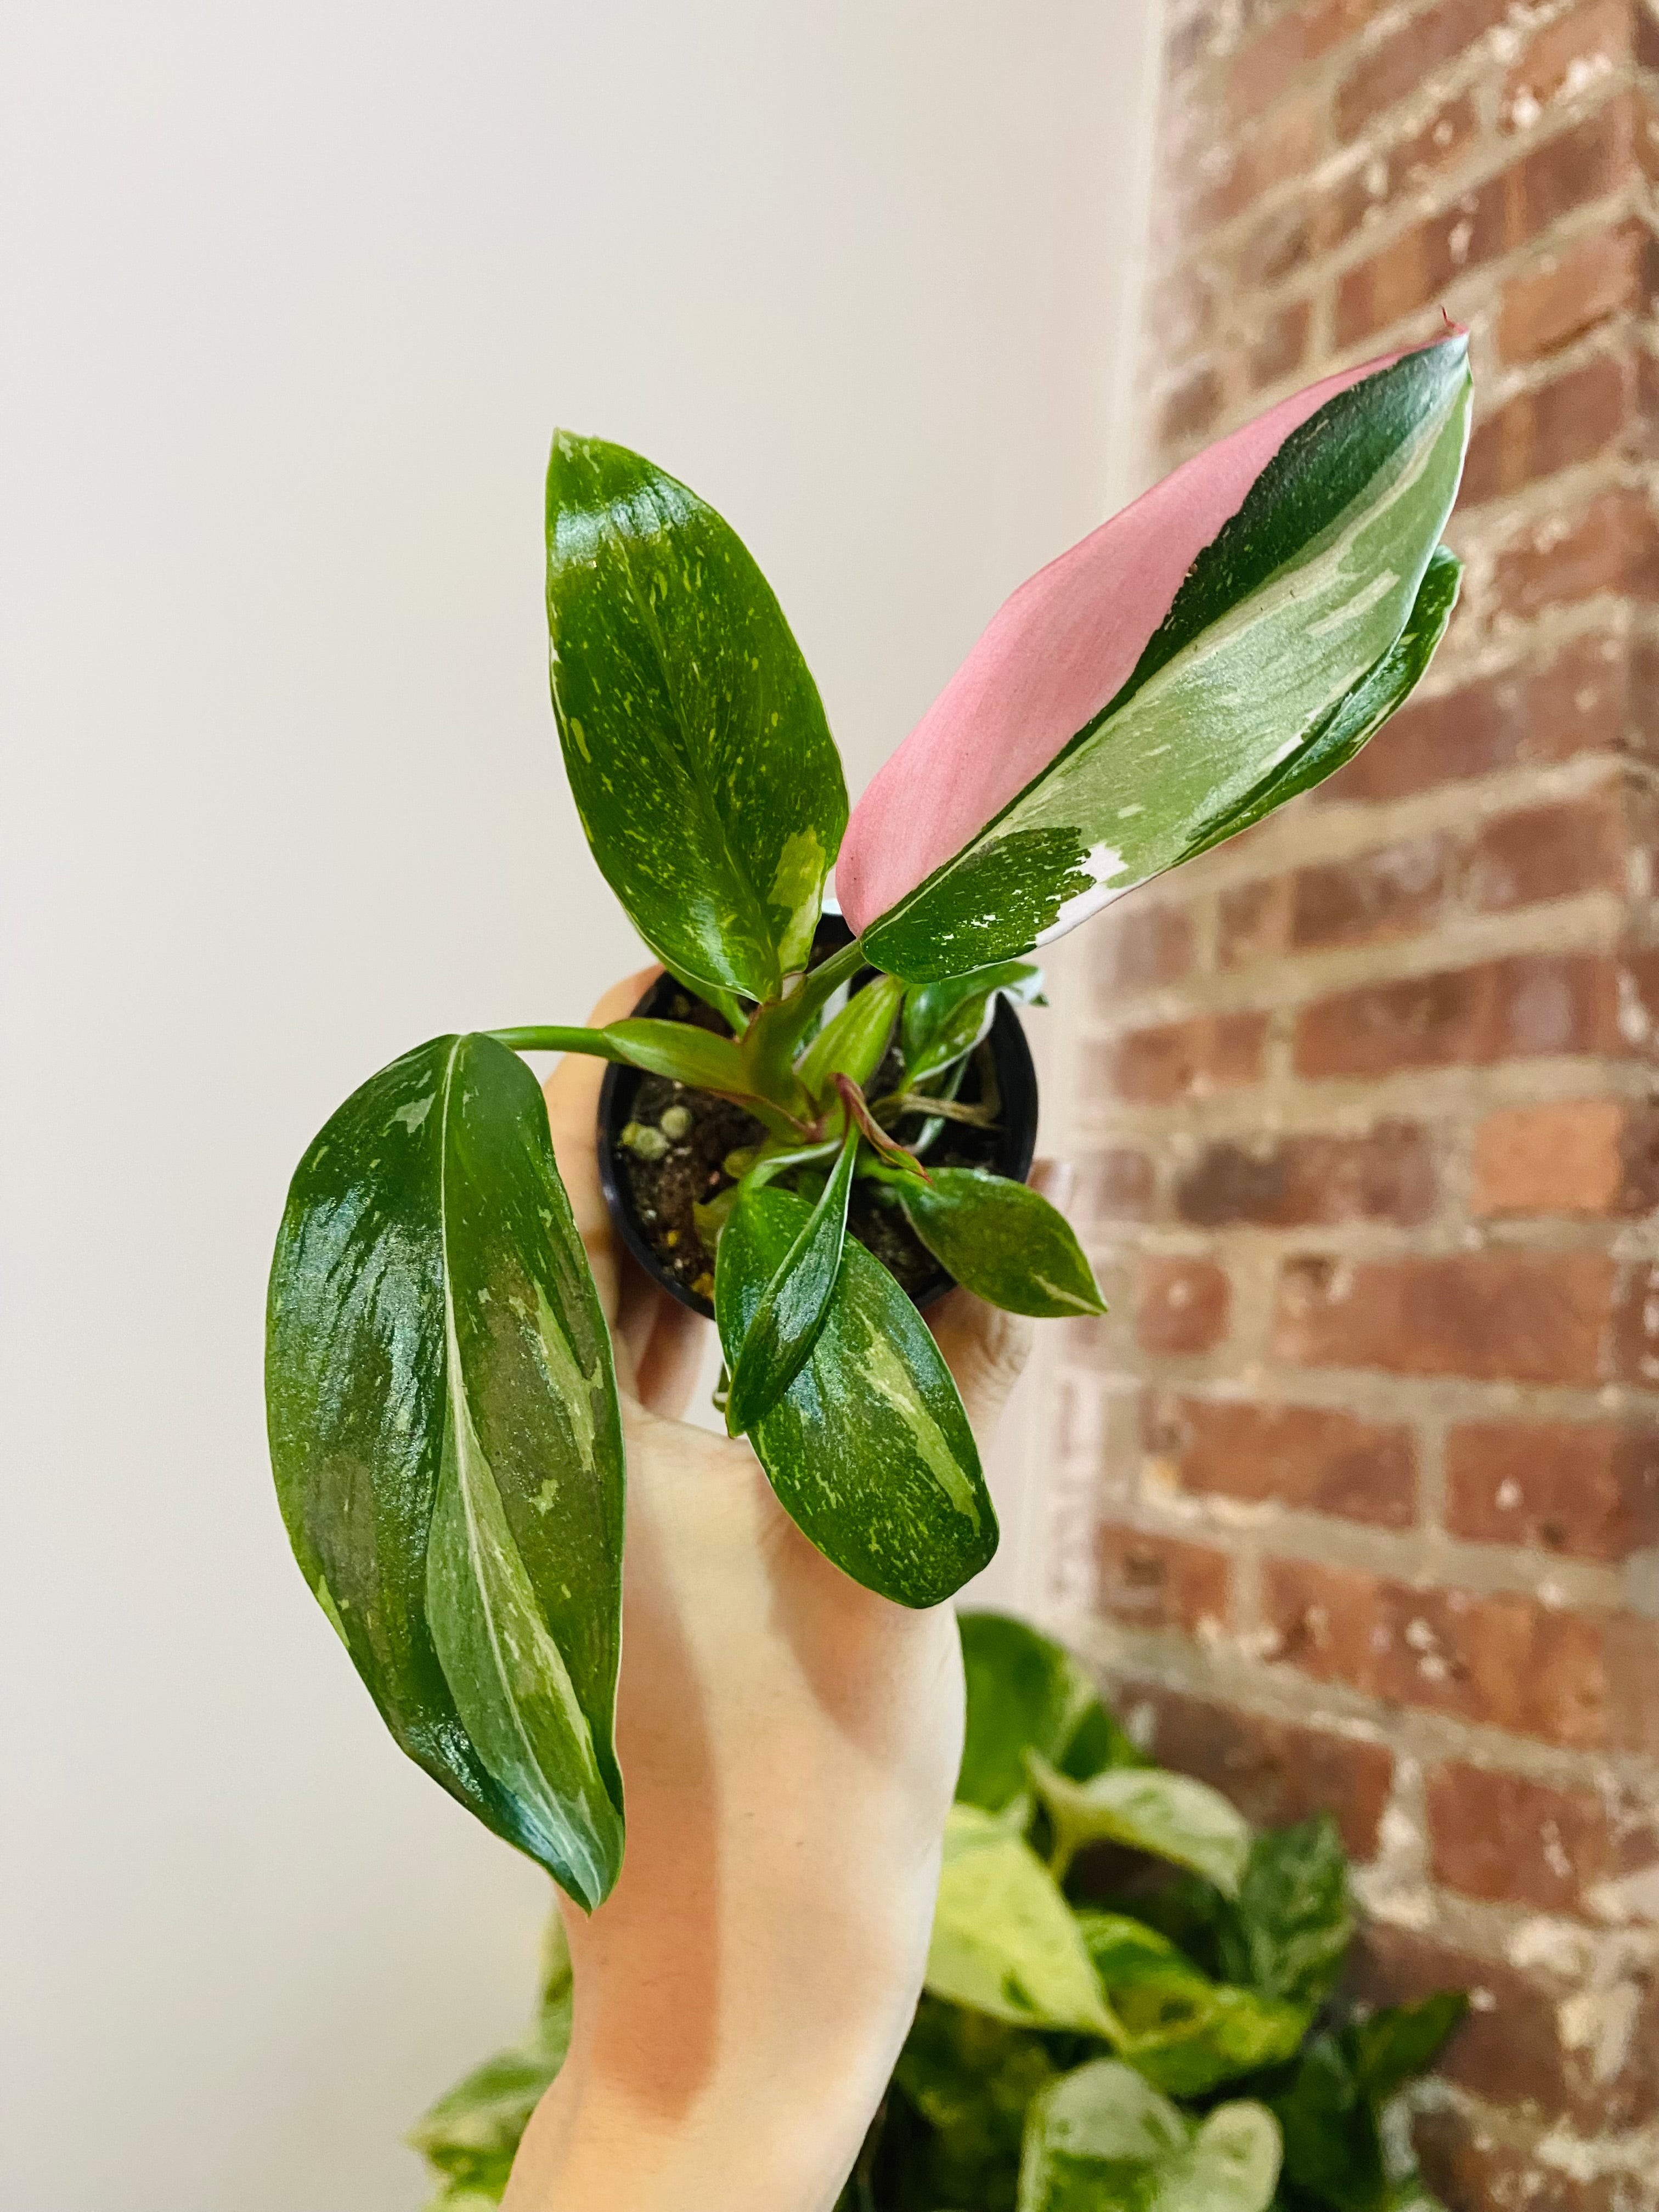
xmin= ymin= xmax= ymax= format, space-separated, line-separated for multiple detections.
xmin=900 ymin=1170 xmax=1105 ymax=1317
xmin=724 ymin=1128 xmax=859 ymax=1434
xmin=795 ymin=973 xmax=904 ymax=1101
xmin=1028 ymin=1754 xmax=1252 ymax=1895
xmin=901 ymin=962 xmax=1045 ymax=1085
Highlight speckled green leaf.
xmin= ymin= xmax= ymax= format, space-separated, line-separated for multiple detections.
xmin=927 ymin=1807 xmax=1118 ymax=2037
xmin=546 ymin=432 xmax=847 ymax=1002
xmin=958 ymin=1611 xmax=1143 ymax=1814
xmin=1029 ymin=1753 xmax=1252 ymax=1895
xmin=900 ymin=1170 xmax=1104 ymax=1317
xmin=266 ymin=1033 xmax=625 ymax=1909
xmin=724 ymin=1129 xmax=858 ymax=1435
xmin=1076 ymin=1914 xmax=1307 ymax=2099
xmin=861 ymin=342 xmax=1471 ymax=980
xmin=714 ymin=1186 xmax=996 ymax=1605
xmin=1017 ymin=2061 xmax=1281 ymax=2212
xmin=901 ymin=962 xmax=1044 ymax=1085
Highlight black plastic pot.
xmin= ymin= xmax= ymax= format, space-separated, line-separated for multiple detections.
xmin=596 ymin=916 xmax=1039 ymax=1321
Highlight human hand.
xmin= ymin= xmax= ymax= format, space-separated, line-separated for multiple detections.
xmin=503 ymin=970 xmax=1037 ymax=2212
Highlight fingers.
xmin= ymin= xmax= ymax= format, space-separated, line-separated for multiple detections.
xmin=541 ymin=968 xmax=659 ymax=1331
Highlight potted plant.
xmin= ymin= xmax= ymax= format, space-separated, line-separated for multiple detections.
xmin=410 ymin=1613 xmax=1469 ymax=2212
xmin=265 ymin=334 xmax=1471 ymax=1916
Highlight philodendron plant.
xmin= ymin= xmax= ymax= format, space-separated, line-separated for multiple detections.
xmin=266 ymin=336 xmax=1471 ymax=1912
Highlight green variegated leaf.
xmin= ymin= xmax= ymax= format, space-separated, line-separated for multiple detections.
xmin=546 ymin=433 xmax=847 ymax=1002
xmin=1029 ymin=1754 xmax=1252 ymax=1895
xmin=724 ymin=1129 xmax=859 ymax=1435
xmin=900 ymin=1170 xmax=1105 ymax=1318
xmin=859 ymin=342 xmax=1471 ymax=980
xmin=927 ymin=1807 xmax=1118 ymax=2037
xmin=795 ymin=972 xmax=904 ymax=1101
xmin=1219 ymin=1816 xmax=1352 ymax=2009
xmin=266 ymin=1034 xmax=625 ymax=1909
xmin=1017 ymin=2059 xmax=1281 ymax=2212
xmin=1076 ymin=1914 xmax=1307 ymax=2098
xmin=715 ymin=1187 xmax=996 ymax=1605
xmin=901 ymin=962 xmax=1045 ymax=1085
xmin=958 ymin=1611 xmax=1144 ymax=1814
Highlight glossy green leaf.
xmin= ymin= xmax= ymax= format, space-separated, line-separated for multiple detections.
xmin=1076 ymin=1914 xmax=1307 ymax=2099
xmin=926 ymin=1807 xmax=1118 ymax=2038
xmin=724 ymin=1128 xmax=858 ymax=1435
xmin=546 ymin=432 xmax=847 ymax=1001
xmin=1029 ymin=1753 xmax=1252 ymax=1896
xmin=901 ymin=962 xmax=1045 ymax=1085
xmin=1218 ymin=1816 xmax=1352 ymax=2010
xmin=795 ymin=972 xmax=904 ymax=1101
xmin=715 ymin=1188 xmax=996 ymax=1605
xmin=957 ymin=1611 xmax=1141 ymax=1814
xmin=1267 ymin=2034 xmax=1388 ymax=2212
xmin=1017 ymin=2059 xmax=1281 ymax=2212
xmin=900 ymin=1170 xmax=1105 ymax=1318
xmin=1176 ymin=544 xmax=1461 ymax=866
xmin=860 ymin=342 xmax=1471 ymax=980
xmin=266 ymin=1033 xmax=626 ymax=1909
xmin=1349 ymin=1993 xmax=1469 ymax=2104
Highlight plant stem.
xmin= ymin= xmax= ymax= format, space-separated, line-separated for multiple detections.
xmin=489 ymin=1025 xmax=630 ymax=1058
xmin=742 ymin=933 xmax=870 ymax=1092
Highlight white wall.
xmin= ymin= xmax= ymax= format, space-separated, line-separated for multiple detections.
xmin=0 ymin=4 xmax=1159 ymax=2205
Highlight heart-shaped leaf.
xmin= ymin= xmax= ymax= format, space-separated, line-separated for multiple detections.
xmin=723 ymin=1129 xmax=859 ymax=1435
xmin=1016 ymin=2058 xmax=1281 ymax=2212
xmin=957 ymin=1611 xmax=1141 ymax=1813
xmin=900 ymin=1169 xmax=1105 ymax=1317
xmin=844 ymin=340 xmax=1471 ymax=980
xmin=266 ymin=1033 xmax=626 ymax=1909
xmin=714 ymin=1187 xmax=996 ymax=1605
xmin=546 ymin=433 xmax=847 ymax=1002
xmin=1029 ymin=1754 xmax=1252 ymax=1895
xmin=927 ymin=1807 xmax=1118 ymax=2038
xmin=1076 ymin=1914 xmax=1307 ymax=2098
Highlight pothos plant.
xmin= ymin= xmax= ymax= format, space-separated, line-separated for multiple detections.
xmin=410 ymin=1613 xmax=1469 ymax=2212
xmin=265 ymin=336 xmax=1472 ymax=1914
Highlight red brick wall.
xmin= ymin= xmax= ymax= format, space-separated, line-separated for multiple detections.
xmin=1054 ymin=3 xmax=1659 ymax=2199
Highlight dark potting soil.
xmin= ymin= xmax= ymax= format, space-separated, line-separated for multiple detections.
xmin=610 ymin=988 xmax=1006 ymax=1310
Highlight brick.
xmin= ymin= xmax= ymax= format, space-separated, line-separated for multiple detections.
xmin=1314 ymin=96 xmax=1481 ymax=256
xmin=1196 ymin=85 xmax=1325 ymax=228
xmin=1227 ymin=0 xmax=1370 ymax=125
xmin=1503 ymin=0 xmax=1633 ymax=136
xmin=1075 ymin=1146 xmax=1158 ymax=1223
xmin=1319 ymin=634 xmax=1627 ymax=805
xmin=1235 ymin=199 xmax=1312 ymax=288
xmin=1612 ymin=1258 xmax=1659 ymax=1384
xmin=1159 ymin=363 xmax=1224 ymax=445
xmin=1147 ymin=264 xmax=1217 ymax=358
xmin=1414 ymin=2111 xmax=1616 ymax=2212
xmin=1293 ymin=955 xmax=1623 ymax=1080
xmin=1335 ymin=0 xmax=1512 ymax=142
xmin=1462 ymin=352 xmax=1637 ymax=506
xmin=1174 ymin=1121 xmax=1436 ymax=1229
xmin=1463 ymin=789 xmax=1626 ymax=911
xmin=1091 ymin=902 xmax=1195 ymax=1003
xmin=1098 ymin=1524 xmax=1229 ymax=1636
xmin=1147 ymin=1392 xmax=1418 ymax=1527
xmin=1290 ymin=833 xmax=1449 ymax=949
xmin=1105 ymin=1010 xmax=1268 ymax=1103
xmin=1248 ymin=298 xmax=1311 ymax=390
xmin=1492 ymin=488 xmax=1659 ymax=616
xmin=1498 ymin=221 xmax=1657 ymax=362
xmin=1260 ymin=1555 xmax=1657 ymax=1751
xmin=1446 ymin=1418 xmax=1659 ymax=1560
xmin=1271 ymin=1250 xmax=1616 ymax=1385
xmin=1471 ymin=1098 xmax=1659 ymax=1217
xmin=1334 ymin=105 xmax=1638 ymax=346
xmin=1426 ymin=1759 xmax=1651 ymax=1914
xmin=1355 ymin=1922 xmax=1659 ymax=2130
xmin=1115 ymin=1683 xmax=1394 ymax=1857
xmin=1136 ymin=1255 xmax=1230 ymax=1355
xmin=1217 ymin=876 xmax=1291 ymax=966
